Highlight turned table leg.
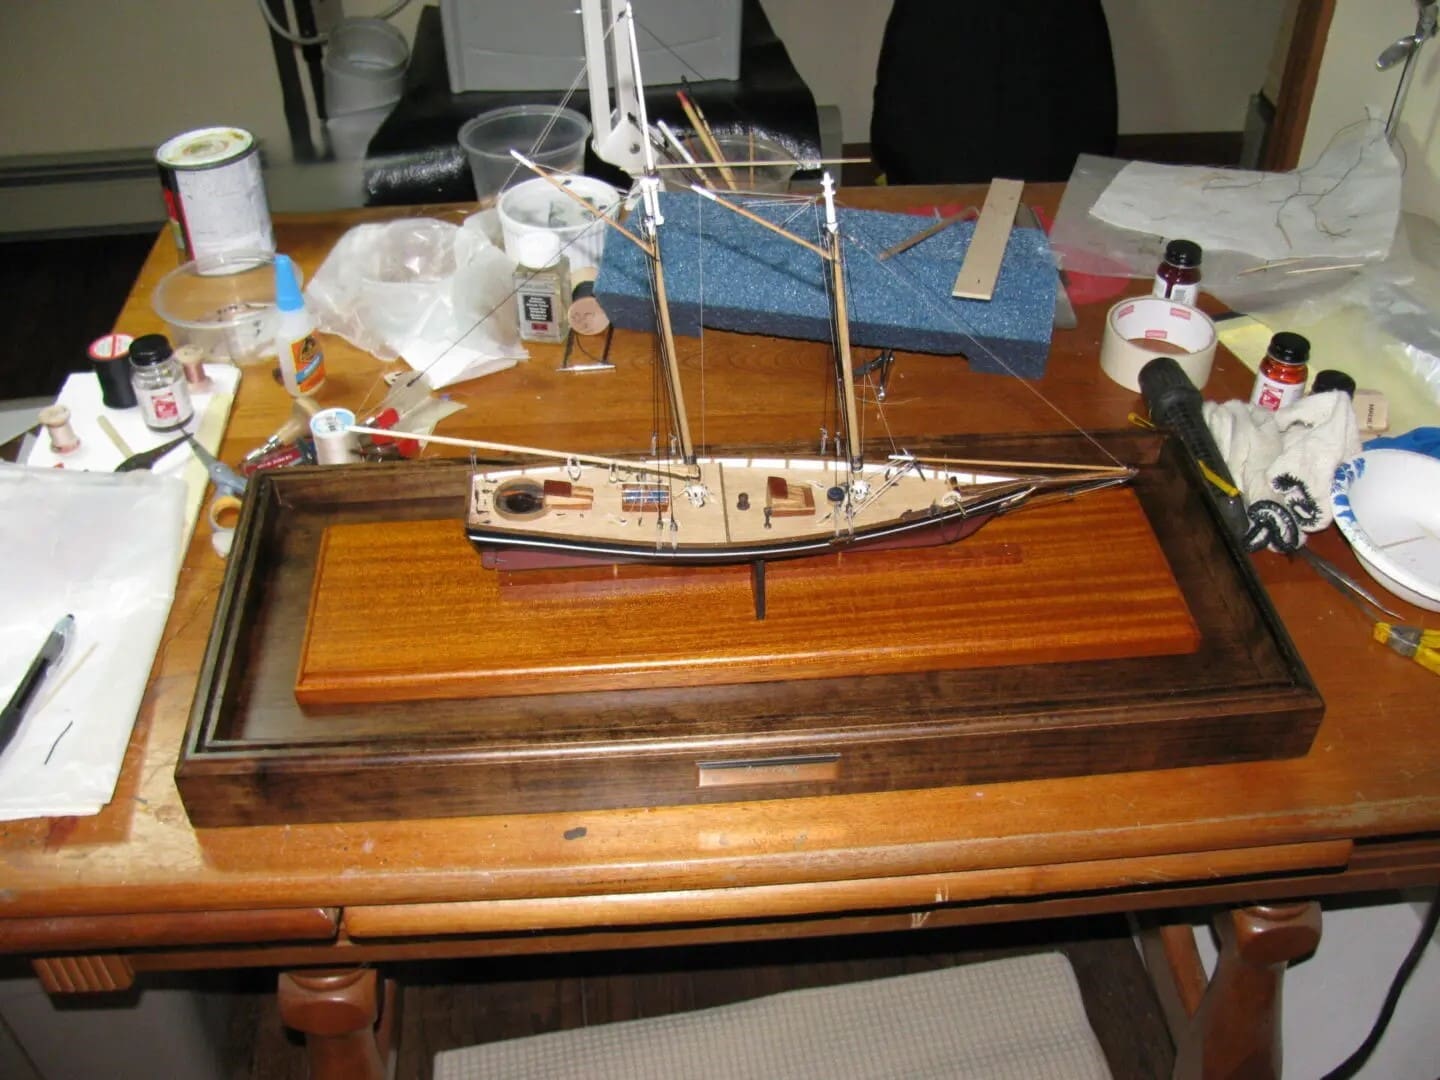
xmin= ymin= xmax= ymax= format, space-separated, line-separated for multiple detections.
xmin=1144 ymin=901 xmax=1322 ymax=1080
xmin=277 ymin=966 xmax=398 ymax=1080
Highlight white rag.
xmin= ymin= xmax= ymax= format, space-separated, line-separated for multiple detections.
xmin=1203 ymin=392 xmax=1362 ymax=552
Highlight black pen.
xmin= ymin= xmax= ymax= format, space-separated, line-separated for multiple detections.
xmin=0 ymin=615 xmax=75 ymax=758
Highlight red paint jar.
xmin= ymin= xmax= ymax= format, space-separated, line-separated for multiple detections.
xmin=1250 ymin=332 xmax=1310 ymax=411
xmin=1153 ymin=239 xmax=1203 ymax=306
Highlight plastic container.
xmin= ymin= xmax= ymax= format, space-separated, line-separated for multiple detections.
xmin=682 ymin=132 xmax=797 ymax=194
xmin=497 ymin=175 xmax=621 ymax=274
xmin=323 ymin=18 xmax=408 ymax=117
xmin=150 ymin=251 xmax=288 ymax=364
xmin=457 ymin=105 xmax=590 ymax=206
xmin=273 ymin=254 xmax=326 ymax=396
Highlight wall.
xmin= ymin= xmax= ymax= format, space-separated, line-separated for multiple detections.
xmin=1 ymin=2 xmax=290 ymax=159
xmin=0 ymin=0 xmax=423 ymax=165
xmin=1 ymin=1 xmax=1298 ymax=166
xmin=1301 ymin=0 xmax=1440 ymax=218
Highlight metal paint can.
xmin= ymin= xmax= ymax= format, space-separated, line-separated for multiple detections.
xmin=310 ymin=407 xmax=359 ymax=465
xmin=156 ymin=127 xmax=274 ymax=263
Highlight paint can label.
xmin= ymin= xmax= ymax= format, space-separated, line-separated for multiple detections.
xmin=157 ymin=128 xmax=275 ymax=263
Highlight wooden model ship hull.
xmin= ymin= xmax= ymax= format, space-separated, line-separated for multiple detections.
xmin=466 ymin=455 xmax=1133 ymax=569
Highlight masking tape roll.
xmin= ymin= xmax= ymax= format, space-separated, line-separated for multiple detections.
xmin=208 ymin=494 xmax=244 ymax=558
xmin=1100 ymin=296 xmax=1217 ymax=392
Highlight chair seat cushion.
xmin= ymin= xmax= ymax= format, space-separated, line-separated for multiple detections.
xmin=434 ymin=951 xmax=1112 ymax=1079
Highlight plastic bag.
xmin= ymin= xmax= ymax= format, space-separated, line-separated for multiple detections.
xmin=306 ymin=214 xmax=528 ymax=386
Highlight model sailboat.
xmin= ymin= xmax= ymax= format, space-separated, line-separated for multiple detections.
xmin=357 ymin=3 xmax=1134 ymax=616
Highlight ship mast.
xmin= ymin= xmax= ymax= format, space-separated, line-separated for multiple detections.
xmin=620 ymin=5 xmax=696 ymax=465
xmin=822 ymin=174 xmax=863 ymax=472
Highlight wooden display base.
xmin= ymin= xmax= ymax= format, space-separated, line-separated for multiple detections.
xmin=295 ymin=491 xmax=1199 ymax=705
xmin=176 ymin=432 xmax=1324 ymax=827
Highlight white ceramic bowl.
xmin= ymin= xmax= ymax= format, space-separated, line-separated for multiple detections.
xmin=1331 ymin=449 xmax=1440 ymax=612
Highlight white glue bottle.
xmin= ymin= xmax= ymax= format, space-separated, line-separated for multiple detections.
xmin=513 ymin=232 xmax=571 ymax=344
xmin=273 ymin=254 xmax=326 ymax=396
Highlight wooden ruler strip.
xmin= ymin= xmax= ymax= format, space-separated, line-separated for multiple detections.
xmin=951 ymin=178 xmax=1024 ymax=300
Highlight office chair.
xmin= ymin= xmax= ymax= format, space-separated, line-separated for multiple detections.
xmin=870 ymin=0 xmax=1118 ymax=184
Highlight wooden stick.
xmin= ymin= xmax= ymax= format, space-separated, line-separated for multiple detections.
xmin=677 ymin=90 xmax=738 ymax=191
xmin=347 ymin=426 xmax=701 ymax=482
xmin=653 ymin=157 xmax=871 ymax=171
xmin=691 ymin=185 xmax=831 ymax=260
xmin=877 ymin=208 xmax=976 ymax=261
xmin=952 ymin=178 xmax=1024 ymax=300
xmin=509 ymin=151 xmax=653 ymax=258
xmin=900 ymin=454 xmax=1133 ymax=475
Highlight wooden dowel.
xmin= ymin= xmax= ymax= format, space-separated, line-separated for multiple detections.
xmin=900 ymin=455 xmax=1133 ymax=475
xmin=878 ymin=209 xmax=976 ymax=261
xmin=347 ymin=426 xmax=701 ymax=482
xmin=653 ymin=158 xmax=871 ymax=171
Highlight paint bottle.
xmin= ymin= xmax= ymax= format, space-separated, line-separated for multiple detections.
xmin=513 ymin=232 xmax=571 ymax=344
xmin=1249 ymin=332 xmax=1310 ymax=412
xmin=128 ymin=333 xmax=195 ymax=431
xmin=1153 ymin=240 xmax=1203 ymax=306
xmin=273 ymin=254 xmax=326 ymax=396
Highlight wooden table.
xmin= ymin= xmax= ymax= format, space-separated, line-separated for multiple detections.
xmin=2 ymin=186 xmax=1436 ymax=1079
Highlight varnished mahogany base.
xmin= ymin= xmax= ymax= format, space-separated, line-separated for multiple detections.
xmin=176 ymin=432 xmax=1323 ymax=826
xmin=295 ymin=488 xmax=1198 ymax=705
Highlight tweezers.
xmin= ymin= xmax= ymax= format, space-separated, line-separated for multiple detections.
xmin=114 ymin=433 xmax=189 ymax=472
xmin=1296 ymin=546 xmax=1403 ymax=621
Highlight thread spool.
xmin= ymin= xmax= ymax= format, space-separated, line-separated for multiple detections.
xmin=175 ymin=344 xmax=213 ymax=392
xmin=310 ymin=407 xmax=359 ymax=465
xmin=38 ymin=405 xmax=81 ymax=454
xmin=88 ymin=333 xmax=138 ymax=409
xmin=570 ymin=268 xmax=610 ymax=336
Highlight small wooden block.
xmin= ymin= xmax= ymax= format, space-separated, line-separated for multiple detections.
xmin=952 ymin=178 xmax=1025 ymax=300
xmin=295 ymin=488 xmax=1199 ymax=706
xmin=766 ymin=476 xmax=816 ymax=517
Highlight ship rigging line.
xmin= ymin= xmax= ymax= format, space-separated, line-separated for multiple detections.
xmin=837 ymin=211 xmax=1126 ymax=469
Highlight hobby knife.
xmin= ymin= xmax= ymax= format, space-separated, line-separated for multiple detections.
xmin=0 ymin=614 xmax=75 ymax=758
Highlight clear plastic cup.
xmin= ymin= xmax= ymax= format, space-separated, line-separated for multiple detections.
xmin=458 ymin=105 xmax=591 ymax=207
xmin=682 ymin=132 xmax=797 ymax=193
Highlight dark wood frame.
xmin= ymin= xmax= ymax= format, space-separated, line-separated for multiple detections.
xmin=176 ymin=429 xmax=1323 ymax=827
xmin=1263 ymin=0 xmax=1338 ymax=170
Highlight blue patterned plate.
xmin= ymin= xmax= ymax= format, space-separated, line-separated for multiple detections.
xmin=1331 ymin=449 xmax=1440 ymax=612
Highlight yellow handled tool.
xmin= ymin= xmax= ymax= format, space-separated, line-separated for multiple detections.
xmin=1372 ymin=622 xmax=1440 ymax=675
xmin=1298 ymin=547 xmax=1439 ymax=677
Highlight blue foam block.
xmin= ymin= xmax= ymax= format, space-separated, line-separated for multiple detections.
xmin=594 ymin=192 xmax=1056 ymax=379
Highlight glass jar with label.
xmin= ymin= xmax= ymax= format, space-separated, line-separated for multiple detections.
xmin=1249 ymin=331 xmax=1310 ymax=411
xmin=513 ymin=232 xmax=571 ymax=344
xmin=1153 ymin=240 xmax=1203 ymax=306
xmin=128 ymin=333 xmax=195 ymax=431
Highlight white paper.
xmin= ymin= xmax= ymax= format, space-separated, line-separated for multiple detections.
xmin=1090 ymin=120 xmax=1402 ymax=264
xmin=0 ymin=466 xmax=186 ymax=820
xmin=24 ymin=365 xmax=240 ymax=545
xmin=398 ymin=332 xmax=522 ymax=390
